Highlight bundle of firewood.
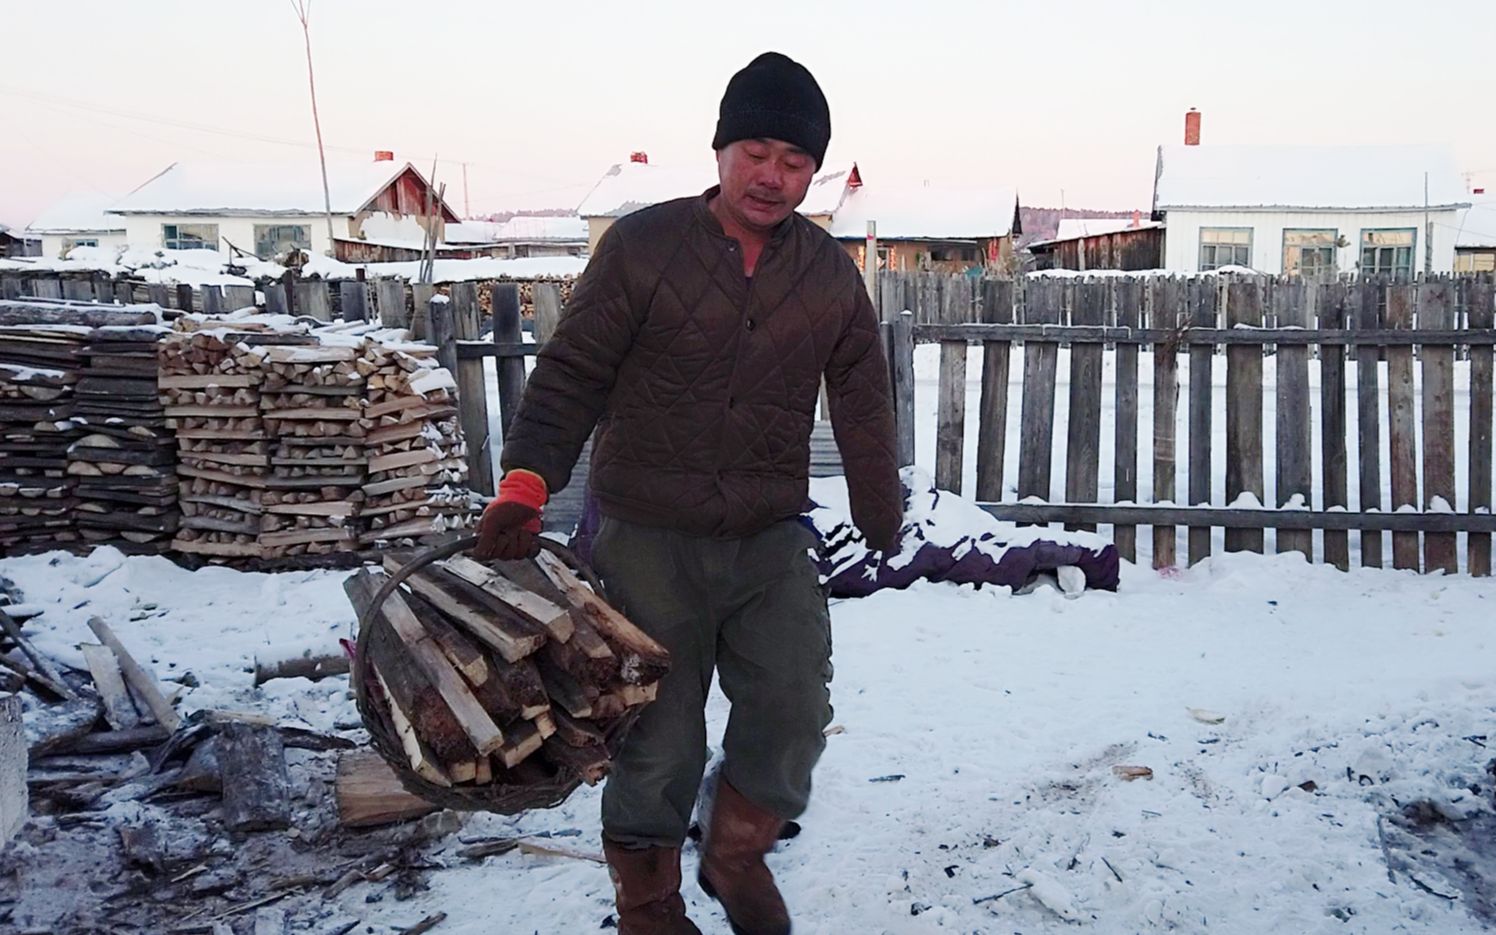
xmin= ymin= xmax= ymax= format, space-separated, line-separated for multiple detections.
xmin=160 ymin=329 xmax=270 ymax=559
xmin=0 ymin=324 xmax=87 ymax=554
xmin=258 ymin=341 xmax=368 ymax=557
xmin=67 ymin=324 xmax=179 ymax=553
xmin=357 ymin=340 xmax=472 ymax=547
xmin=343 ymin=547 xmax=669 ymax=798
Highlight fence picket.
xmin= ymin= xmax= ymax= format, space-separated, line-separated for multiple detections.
xmin=1112 ymin=279 xmax=1141 ymax=562
xmin=1354 ymin=281 xmax=1385 ymax=567
xmin=449 ymin=282 xmax=493 ymax=495
xmin=1319 ymin=283 xmax=1351 ymax=570
xmin=375 ymin=280 xmax=408 ymax=329
xmin=1187 ymin=279 xmax=1217 ymax=565
xmin=1275 ymin=278 xmax=1313 ymax=558
xmin=339 ymin=281 xmax=369 ymax=322
xmin=1151 ymin=278 xmax=1183 ymax=567
xmin=1225 ymin=279 xmax=1265 ymax=553
xmin=1017 ymin=279 xmax=1061 ymax=506
xmin=891 ymin=311 xmax=916 ymax=467
xmin=935 ymin=340 xmax=967 ymax=493
xmin=1469 ymin=277 xmax=1494 ymax=576
xmin=1419 ymin=279 xmax=1458 ymax=573
xmin=975 ymin=279 xmax=1013 ymax=502
xmin=1064 ymin=280 xmax=1105 ymax=531
xmin=1385 ymin=284 xmax=1420 ymax=570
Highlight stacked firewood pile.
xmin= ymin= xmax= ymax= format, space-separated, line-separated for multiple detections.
xmin=344 ymin=547 xmax=669 ymax=794
xmin=357 ymin=340 xmax=472 ymax=547
xmin=0 ymin=324 xmax=88 ymax=554
xmin=160 ymin=329 xmax=270 ymax=560
xmin=67 ymin=325 xmax=179 ymax=553
xmin=258 ymin=341 xmax=369 ymax=557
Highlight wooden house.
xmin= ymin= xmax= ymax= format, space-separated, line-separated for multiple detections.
xmin=1455 ymin=197 xmax=1496 ymax=273
xmin=830 ymin=183 xmax=1022 ymax=274
xmin=1028 ymin=216 xmax=1164 ymax=271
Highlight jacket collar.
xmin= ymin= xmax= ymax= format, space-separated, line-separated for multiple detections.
xmin=694 ymin=186 xmax=797 ymax=245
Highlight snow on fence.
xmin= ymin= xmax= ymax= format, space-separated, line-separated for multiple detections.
xmin=887 ymin=273 xmax=1496 ymax=575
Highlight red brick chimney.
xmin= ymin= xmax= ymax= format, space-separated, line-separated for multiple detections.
xmin=629 ymin=151 xmax=649 ymax=164
xmin=1184 ymin=108 xmax=1201 ymax=146
xmin=373 ymin=150 xmax=394 ymax=162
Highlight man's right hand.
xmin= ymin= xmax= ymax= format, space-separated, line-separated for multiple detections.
xmin=472 ymin=469 xmax=548 ymax=561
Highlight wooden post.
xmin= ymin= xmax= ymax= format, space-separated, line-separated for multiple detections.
xmin=935 ymin=340 xmax=967 ymax=493
xmin=1275 ymin=278 xmax=1313 ymax=558
xmin=1419 ymin=278 xmax=1457 ymax=573
xmin=975 ymin=278 xmax=1013 ymax=503
xmin=1468 ymin=277 xmax=1494 ymax=576
xmin=1224 ymin=279 xmax=1265 ymax=553
xmin=114 ymin=280 xmax=135 ymax=306
xmin=1319 ymin=283 xmax=1351 ymax=571
xmin=32 ymin=276 xmax=63 ymax=300
xmin=1385 ymin=283 xmax=1420 ymax=571
xmin=449 ymin=282 xmax=494 ymax=495
xmin=1352 ymin=280 xmax=1386 ymax=568
xmin=1151 ymin=277 xmax=1183 ymax=567
xmin=863 ymin=221 xmax=879 ymax=309
xmin=1017 ymin=278 xmax=1061 ymax=507
xmin=1187 ymin=278 xmax=1217 ymax=565
xmin=340 ymin=280 xmax=369 ymax=322
xmin=492 ymin=283 xmax=526 ymax=438
xmin=1113 ymin=278 xmax=1141 ymax=562
xmin=429 ymin=295 xmax=458 ymax=376
xmin=201 ymin=285 xmax=223 ymax=316
xmin=532 ymin=282 xmax=563 ymax=347
xmin=280 ymin=270 xmax=297 ymax=317
xmin=296 ymin=280 xmax=331 ymax=322
xmin=891 ymin=311 xmax=916 ymax=468
xmin=222 ymin=284 xmax=256 ymax=311
xmin=0 ymin=275 xmax=20 ymax=301
xmin=62 ymin=277 xmax=93 ymax=301
xmin=176 ymin=283 xmax=196 ymax=315
xmin=263 ymin=280 xmax=289 ymax=316
xmin=375 ymin=280 xmax=408 ymax=329
xmin=411 ymin=283 xmax=437 ymax=341
xmin=92 ymin=272 xmax=114 ymax=304
xmin=1064 ymin=279 xmax=1105 ymax=531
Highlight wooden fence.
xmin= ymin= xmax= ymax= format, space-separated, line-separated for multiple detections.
xmin=886 ymin=274 xmax=1496 ymax=575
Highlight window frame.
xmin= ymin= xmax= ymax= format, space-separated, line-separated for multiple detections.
xmin=1358 ymin=227 xmax=1417 ymax=280
xmin=253 ymin=223 xmax=312 ymax=260
xmin=1282 ymin=228 xmax=1339 ymax=278
xmin=1198 ymin=227 xmax=1253 ymax=271
xmin=162 ymin=223 xmax=220 ymax=251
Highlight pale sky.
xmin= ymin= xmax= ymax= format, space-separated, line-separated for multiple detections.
xmin=3 ymin=0 xmax=1494 ymax=228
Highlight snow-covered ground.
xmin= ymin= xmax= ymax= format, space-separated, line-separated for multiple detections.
xmin=3 ymin=517 xmax=1494 ymax=932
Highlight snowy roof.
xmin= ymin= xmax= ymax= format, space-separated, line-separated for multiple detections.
xmin=446 ymin=215 xmax=588 ymax=244
xmin=576 ymin=162 xmax=714 ymax=218
xmin=110 ymin=160 xmax=456 ymax=218
xmin=1154 ymin=144 xmax=1471 ymax=212
xmin=1455 ymin=198 xmax=1496 ymax=249
xmin=828 ymin=185 xmax=1020 ymax=240
xmin=576 ymin=161 xmax=855 ymax=220
xmin=1028 ymin=216 xmax=1164 ymax=249
xmin=26 ymin=192 xmax=125 ymax=234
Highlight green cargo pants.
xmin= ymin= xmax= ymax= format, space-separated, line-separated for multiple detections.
xmin=592 ymin=514 xmax=834 ymax=849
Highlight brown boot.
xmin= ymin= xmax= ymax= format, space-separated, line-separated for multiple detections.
xmin=603 ymin=840 xmax=702 ymax=935
xmin=698 ymin=780 xmax=792 ymax=935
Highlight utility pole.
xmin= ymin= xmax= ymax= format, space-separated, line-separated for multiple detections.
xmin=1424 ymin=171 xmax=1433 ymax=275
xmin=292 ymin=1 xmax=336 ymax=255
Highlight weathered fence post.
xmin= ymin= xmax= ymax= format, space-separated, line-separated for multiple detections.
xmin=1469 ymin=277 xmax=1494 ymax=577
xmin=1319 ymin=282 xmax=1351 ymax=571
xmin=411 ymin=283 xmax=437 ymax=341
xmin=295 ymin=280 xmax=331 ymax=322
xmin=1275 ymin=278 xmax=1313 ymax=558
xmin=935 ymin=337 xmax=967 ymax=494
xmin=890 ymin=310 xmax=916 ymax=468
xmin=1112 ymin=278 xmax=1142 ymax=562
xmin=201 ymin=285 xmax=223 ymax=316
xmin=263 ymin=280 xmax=289 ymax=316
xmin=975 ymin=279 xmax=1013 ymax=504
xmin=1063 ymin=279 xmax=1105 ymax=532
xmin=448 ymin=282 xmax=493 ymax=495
xmin=1187 ymin=278 xmax=1218 ymax=565
xmin=531 ymin=282 xmax=563 ymax=346
xmin=1224 ymin=278 xmax=1265 ymax=554
xmin=374 ymin=280 xmax=407 ymax=329
xmin=280 ymin=270 xmax=297 ymax=317
xmin=1385 ymin=283 xmax=1420 ymax=570
xmin=491 ymin=283 xmax=526 ymax=439
xmin=1150 ymin=277 xmax=1183 ymax=567
xmin=33 ymin=276 xmax=63 ymax=300
xmin=62 ymin=276 xmax=93 ymax=301
xmin=176 ymin=283 xmax=196 ymax=315
xmin=340 ymin=280 xmax=369 ymax=322
xmin=1354 ymin=280 xmax=1385 ymax=568
xmin=222 ymin=284 xmax=256 ymax=312
xmin=1017 ymin=278 xmax=1061 ymax=509
xmin=1419 ymin=278 xmax=1457 ymax=573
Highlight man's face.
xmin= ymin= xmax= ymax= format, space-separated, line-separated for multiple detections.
xmin=715 ymin=138 xmax=817 ymax=233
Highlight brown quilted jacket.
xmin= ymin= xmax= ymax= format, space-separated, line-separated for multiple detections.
xmin=501 ymin=189 xmax=902 ymax=549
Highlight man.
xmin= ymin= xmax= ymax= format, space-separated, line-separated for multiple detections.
xmin=475 ymin=51 xmax=901 ymax=935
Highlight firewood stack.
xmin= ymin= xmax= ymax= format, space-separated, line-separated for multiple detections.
xmin=258 ymin=342 xmax=369 ymax=558
xmin=357 ymin=340 xmax=473 ymax=547
xmin=67 ymin=325 xmax=179 ymax=553
xmin=0 ymin=325 xmax=87 ymax=554
xmin=159 ymin=330 xmax=270 ymax=560
xmin=344 ymin=546 xmax=670 ymax=796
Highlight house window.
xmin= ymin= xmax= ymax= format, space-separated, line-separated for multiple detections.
xmin=1360 ymin=229 xmax=1416 ymax=279
xmin=1199 ymin=228 xmax=1252 ymax=270
xmin=162 ymin=223 xmax=219 ymax=251
xmin=1283 ymin=229 xmax=1338 ymax=278
xmin=64 ymin=237 xmax=99 ymax=251
xmin=254 ymin=224 xmax=312 ymax=259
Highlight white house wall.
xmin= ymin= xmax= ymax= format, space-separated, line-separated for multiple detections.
xmin=1161 ymin=209 xmax=1462 ymax=275
xmin=119 ymin=214 xmax=354 ymax=258
xmin=40 ymin=231 xmax=127 ymax=260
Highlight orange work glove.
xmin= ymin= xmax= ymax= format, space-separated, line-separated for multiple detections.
xmin=472 ymin=469 xmax=548 ymax=561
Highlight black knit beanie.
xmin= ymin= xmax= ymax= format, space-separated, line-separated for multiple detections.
xmin=712 ymin=52 xmax=831 ymax=168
